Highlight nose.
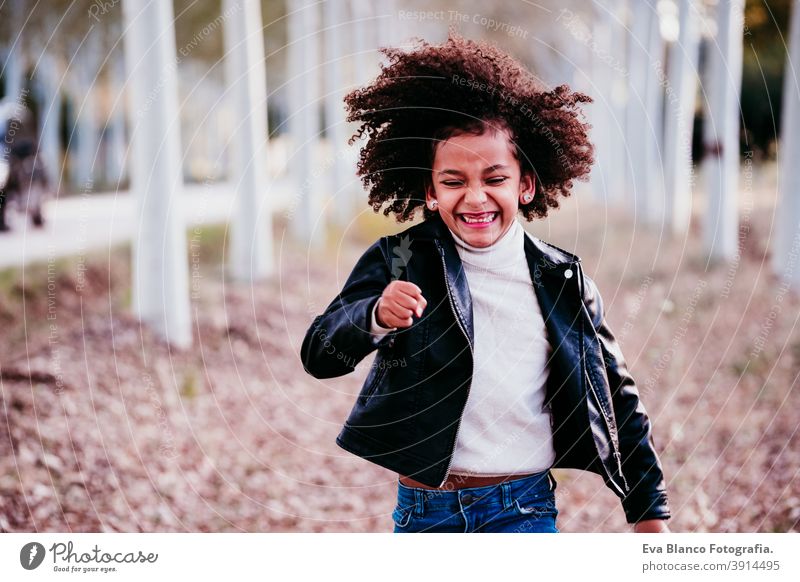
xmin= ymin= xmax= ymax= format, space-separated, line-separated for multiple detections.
xmin=463 ymin=184 xmax=488 ymax=206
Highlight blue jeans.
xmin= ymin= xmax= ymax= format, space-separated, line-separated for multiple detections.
xmin=392 ymin=469 xmax=559 ymax=533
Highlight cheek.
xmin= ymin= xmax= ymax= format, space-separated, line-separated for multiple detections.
xmin=434 ymin=194 xmax=459 ymax=212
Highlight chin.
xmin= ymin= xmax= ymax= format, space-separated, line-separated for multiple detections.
xmin=462 ymin=231 xmax=497 ymax=247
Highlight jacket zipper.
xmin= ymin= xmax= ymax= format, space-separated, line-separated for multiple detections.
xmin=585 ymin=369 xmax=629 ymax=493
xmin=578 ymin=262 xmax=629 ymax=495
xmin=435 ymin=241 xmax=474 ymax=488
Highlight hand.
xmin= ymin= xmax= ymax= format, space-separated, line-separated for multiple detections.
xmin=376 ymin=281 xmax=427 ymax=328
xmin=633 ymin=519 xmax=671 ymax=533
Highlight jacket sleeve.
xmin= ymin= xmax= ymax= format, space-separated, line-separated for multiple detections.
xmin=582 ymin=271 xmax=671 ymax=524
xmin=300 ymin=238 xmax=396 ymax=379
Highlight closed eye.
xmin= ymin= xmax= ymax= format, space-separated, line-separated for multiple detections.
xmin=441 ymin=177 xmax=508 ymax=187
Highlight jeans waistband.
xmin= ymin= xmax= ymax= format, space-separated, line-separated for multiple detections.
xmin=397 ymin=469 xmax=556 ymax=514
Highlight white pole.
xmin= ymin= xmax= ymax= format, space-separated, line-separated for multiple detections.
xmin=376 ymin=0 xmax=397 ymax=50
xmin=107 ymin=46 xmax=129 ymax=186
xmin=772 ymin=0 xmax=800 ymax=286
xmin=288 ymin=0 xmax=324 ymax=247
xmin=70 ymin=30 xmax=101 ymax=190
xmin=663 ymin=0 xmax=701 ymax=237
xmin=36 ymin=52 xmax=62 ymax=190
xmin=223 ymin=0 xmax=274 ymax=280
xmin=122 ymin=0 xmax=192 ymax=348
xmin=703 ymin=0 xmax=744 ymax=262
xmin=642 ymin=2 xmax=666 ymax=227
xmin=4 ymin=0 xmax=25 ymax=102
xmin=351 ymin=0 xmax=373 ymax=87
xmin=324 ymin=0 xmax=355 ymax=228
xmin=607 ymin=0 xmax=630 ymax=208
xmin=625 ymin=0 xmax=652 ymax=217
xmin=590 ymin=1 xmax=627 ymax=206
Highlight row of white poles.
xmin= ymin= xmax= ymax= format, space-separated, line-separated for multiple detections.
xmin=595 ymin=0 xmax=744 ymax=264
xmin=121 ymin=0 xmax=381 ymax=348
xmin=91 ymin=0 xmax=800 ymax=346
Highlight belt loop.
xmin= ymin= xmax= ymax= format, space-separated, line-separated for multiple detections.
xmin=501 ymin=481 xmax=513 ymax=511
xmin=413 ymin=489 xmax=425 ymax=517
xmin=548 ymin=471 xmax=557 ymax=492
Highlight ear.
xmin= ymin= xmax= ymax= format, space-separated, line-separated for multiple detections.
xmin=519 ymin=171 xmax=535 ymax=204
xmin=425 ymin=183 xmax=437 ymax=207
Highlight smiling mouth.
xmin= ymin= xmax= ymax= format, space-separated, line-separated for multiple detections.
xmin=458 ymin=212 xmax=499 ymax=224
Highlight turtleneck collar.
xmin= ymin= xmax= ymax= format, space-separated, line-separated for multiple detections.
xmin=448 ymin=218 xmax=526 ymax=269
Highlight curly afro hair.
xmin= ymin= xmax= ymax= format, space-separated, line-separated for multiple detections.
xmin=343 ymin=30 xmax=595 ymax=223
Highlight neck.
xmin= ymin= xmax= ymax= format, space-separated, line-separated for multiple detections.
xmin=450 ymin=218 xmax=518 ymax=249
xmin=448 ymin=219 xmax=525 ymax=268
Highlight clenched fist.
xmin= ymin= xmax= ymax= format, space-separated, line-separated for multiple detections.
xmin=376 ymin=281 xmax=427 ymax=328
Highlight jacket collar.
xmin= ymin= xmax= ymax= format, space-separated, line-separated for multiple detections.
xmin=409 ymin=213 xmax=582 ymax=347
xmin=410 ymin=212 xmax=582 ymax=269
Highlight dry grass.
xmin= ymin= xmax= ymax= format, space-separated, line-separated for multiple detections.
xmin=1 ymin=182 xmax=798 ymax=532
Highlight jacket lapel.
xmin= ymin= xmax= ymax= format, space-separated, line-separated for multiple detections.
xmin=430 ymin=217 xmax=475 ymax=346
xmin=418 ymin=213 xmax=585 ymax=360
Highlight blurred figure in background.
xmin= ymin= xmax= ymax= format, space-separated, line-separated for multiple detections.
xmin=0 ymin=104 xmax=50 ymax=231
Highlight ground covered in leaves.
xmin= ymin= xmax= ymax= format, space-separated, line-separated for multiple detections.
xmin=1 ymin=187 xmax=798 ymax=532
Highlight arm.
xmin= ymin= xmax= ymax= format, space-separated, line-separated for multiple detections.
xmin=300 ymin=239 xmax=396 ymax=379
xmin=582 ymin=271 xmax=671 ymax=526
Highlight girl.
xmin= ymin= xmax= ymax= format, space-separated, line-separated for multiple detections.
xmin=301 ymin=31 xmax=671 ymax=533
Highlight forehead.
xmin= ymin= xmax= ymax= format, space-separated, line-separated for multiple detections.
xmin=432 ymin=127 xmax=516 ymax=167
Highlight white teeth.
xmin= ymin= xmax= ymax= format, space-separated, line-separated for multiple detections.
xmin=461 ymin=213 xmax=497 ymax=224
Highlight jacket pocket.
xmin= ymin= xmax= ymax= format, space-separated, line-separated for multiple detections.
xmin=358 ymin=352 xmax=390 ymax=406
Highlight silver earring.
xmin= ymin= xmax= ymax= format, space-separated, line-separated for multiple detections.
xmin=429 ymin=200 xmax=438 ymax=210
xmin=522 ymin=193 xmax=532 ymax=203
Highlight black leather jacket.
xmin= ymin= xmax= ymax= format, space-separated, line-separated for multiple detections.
xmin=301 ymin=214 xmax=670 ymax=524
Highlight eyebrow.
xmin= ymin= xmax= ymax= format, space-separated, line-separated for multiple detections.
xmin=437 ymin=164 xmax=510 ymax=176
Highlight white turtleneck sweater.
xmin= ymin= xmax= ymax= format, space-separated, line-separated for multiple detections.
xmin=369 ymin=218 xmax=556 ymax=476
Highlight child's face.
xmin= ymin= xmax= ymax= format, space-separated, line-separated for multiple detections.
xmin=426 ymin=127 xmax=534 ymax=248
